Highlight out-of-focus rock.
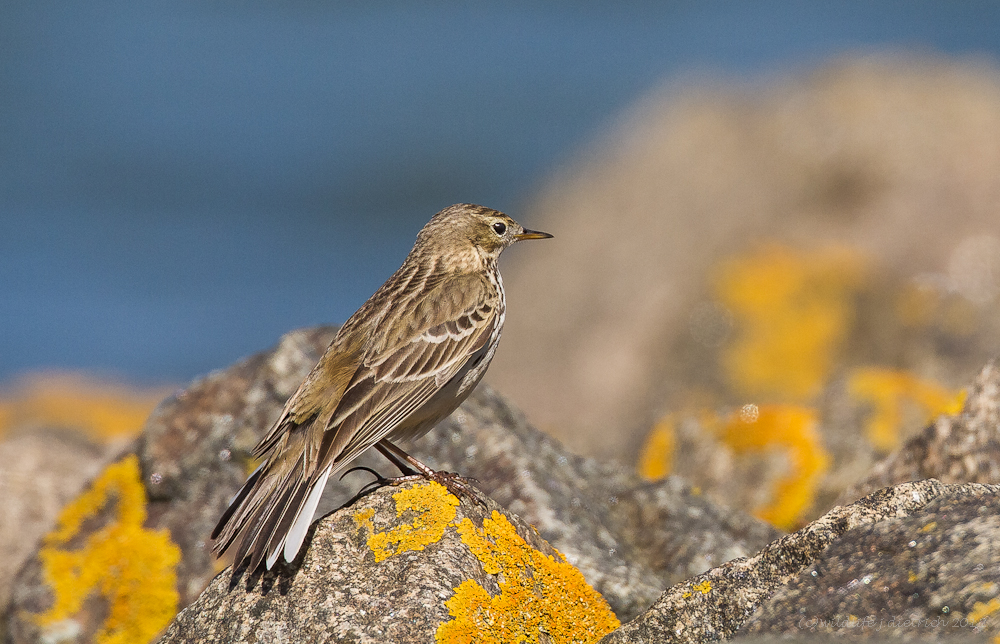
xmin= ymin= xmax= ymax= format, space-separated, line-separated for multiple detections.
xmin=0 ymin=429 xmax=120 ymax=609
xmin=158 ymin=481 xmax=621 ymax=644
xmin=0 ymin=373 xmax=168 ymax=611
xmin=491 ymin=56 xmax=1000 ymax=459
xmin=3 ymin=326 xmax=778 ymax=643
xmin=739 ymin=490 xmax=1000 ymax=641
xmin=840 ymin=359 xmax=1000 ymax=504
xmin=600 ymin=479 xmax=999 ymax=643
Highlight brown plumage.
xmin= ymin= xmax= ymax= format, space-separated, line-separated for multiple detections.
xmin=211 ymin=203 xmax=551 ymax=571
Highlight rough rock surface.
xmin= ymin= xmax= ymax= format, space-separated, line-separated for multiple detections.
xmin=159 ymin=480 xmax=620 ymax=643
xmin=599 ymin=480 xmax=999 ymax=643
xmin=739 ymin=492 xmax=1000 ymax=641
xmin=841 ymin=359 xmax=1000 ymax=505
xmin=0 ymin=428 xmax=123 ymax=609
xmin=3 ymin=326 xmax=778 ymax=643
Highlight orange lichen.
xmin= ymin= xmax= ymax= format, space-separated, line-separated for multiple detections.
xmin=355 ymin=482 xmax=617 ymax=643
xmin=715 ymin=244 xmax=867 ymax=401
xmin=436 ymin=511 xmax=619 ymax=644
xmin=353 ymin=507 xmax=376 ymax=532
xmin=35 ymin=455 xmax=181 ymax=644
xmin=0 ymin=372 xmax=168 ymax=442
xmin=970 ymin=598 xmax=1000 ymax=625
xmin=637 ymin=414 xmax=675 ymax=480
xmin=848 ymin=367 xmax=966 ymax=451
xmin=362 ymin=481 xmax=459 ymax=563
xmin=716 ymin=404 xmax=830 ymax=530
xmin=682 ymin=580 xmax=713 ymax=599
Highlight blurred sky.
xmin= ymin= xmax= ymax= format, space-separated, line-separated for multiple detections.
xmin=3 ymin=1 xmax=1000 ymax=383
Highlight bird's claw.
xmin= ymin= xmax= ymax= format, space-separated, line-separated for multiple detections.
xmin=385 ymin=471 xmax=487 ymax=508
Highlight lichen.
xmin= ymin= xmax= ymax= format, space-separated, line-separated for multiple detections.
xmin=356 ymin=482 xmax=618 ymax=644
xmin=970 ymin=598 xmax=1000 ymax=624
xmin=363 ymin=481 xmax=459 ymax=562
xmin=0 ymin=372 xmax=166 ymax=442
xmin=715 ymin=244 xmax=866 ymax=401
xmin=353 ymin=507 xmax=376 ymax=532
xmin=717 ymin=404 xmax=830 ymax=530
xmin=436 ymin=511 xmax=620 ymax=644
xmin=637 ymin=414 xmax=675 ymax=480
xmin=848 ymin=367 xmax=965 ymax=450
xmin=35 ymin=455 xmax=181 ymax=644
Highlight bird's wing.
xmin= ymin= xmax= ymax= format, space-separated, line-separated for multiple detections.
xmin=212 ymin=272 xmax=498 ymax=571
xmin=316 ymin=271 xmax=498 ymax=470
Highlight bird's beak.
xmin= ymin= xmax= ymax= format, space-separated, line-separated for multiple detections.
xmin=514 ymin=229 xmax=553 ymax=241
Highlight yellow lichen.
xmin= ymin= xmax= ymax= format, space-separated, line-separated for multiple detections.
xmin=848 ymin=367 xmax=966 ymax=451
xmin=637 ymin=414 xmax=675 ymax=481
xmin=692 ymin=580 xmax=712 ymax=594
xmin=353 ymin=507 xmax=376 ymax=532
xmin=970 ymin=598 xmax=1000 ymax=625
xmin=715 ymin=244 xmax=866 ymax=401
xmin=436 ymin=511 xmax=620 ymax=644
xmin=356 ymin=482 xmax=618 ymax=643
xmin=363 ymin=481 xmax=459 ymax=563
xmin=716 ymin=404 xmax=830 ymax=530
xmin=36 ymin=455 xmax=181 ymax=644
xmin=0 ymin=372 xmax=168 ymax=442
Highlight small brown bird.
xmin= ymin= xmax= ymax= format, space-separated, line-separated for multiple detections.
xmin=212 ymin=203 xmax=551 ymax=571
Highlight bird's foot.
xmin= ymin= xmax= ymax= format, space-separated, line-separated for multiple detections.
xmin=387 ymin=471 xmax=487 ymax=507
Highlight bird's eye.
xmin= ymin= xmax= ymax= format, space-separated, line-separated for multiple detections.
xmin=492 ymin=221 xmax=507 ymax=235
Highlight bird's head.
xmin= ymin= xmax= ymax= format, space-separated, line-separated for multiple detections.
xmin=418 ymin=203 xmax=552 ymax=270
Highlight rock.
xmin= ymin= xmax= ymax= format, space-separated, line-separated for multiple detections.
xmin=489 ymin=56 xmax=1000 ymax=460
xmin=3 ymin=326 xmax=777 ymax=642
xmin=158 ymin=480 xmax=621 ymax=644
xmin=0 ymin=428 xmax=123 ymax=610
xmin=405 ymin=388 xmax=781 ymax=619
xmin=840 ymin=359 xmax=1000 ymax=505
xmin=739 ymin=491 xmax=1000 ymax=641
xmin=599 ymin=479 xmax=999 ymax=643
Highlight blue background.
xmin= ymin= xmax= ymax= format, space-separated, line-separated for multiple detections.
xmin=3 ymin=1 xmax=1000 ymax=382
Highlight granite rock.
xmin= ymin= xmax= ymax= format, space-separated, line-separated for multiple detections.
xmin=599 ymin=480 xmax=999 ymax=643
xmin=739 ymin=491 xmax=1000 ymax=641
xmin=0 ymin=428 xmax=124 ymax=610
xmin=158 ymin=480 xmax=620 ymax=644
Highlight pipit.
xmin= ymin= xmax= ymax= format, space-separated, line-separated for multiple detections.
xmin=212 ymin=203 xmax=551 ymax=571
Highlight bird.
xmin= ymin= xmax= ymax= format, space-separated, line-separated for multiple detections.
xmin=211 ymin=203 xmax=552 ymax=572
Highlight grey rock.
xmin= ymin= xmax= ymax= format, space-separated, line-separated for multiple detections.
xmin=407 ymin=389 xmax=781 ymax=619
xmin=841 ymin=359 xmax=1000 ymax=505
xmin=0 ymin=428 xmax=122 ymax=610
xmin=599 ymin=479 xmax=999 ymax=643
xmin=739 ymin=491 xmax=1000 ymax=641
xmin=158 ymin=480 xmax=620 ymax=644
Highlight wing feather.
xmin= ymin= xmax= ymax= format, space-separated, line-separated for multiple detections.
xmin=213 ymin=270 xmax=499 ymax=570
xmin=315 ymin=273 xmax=497 ymax=471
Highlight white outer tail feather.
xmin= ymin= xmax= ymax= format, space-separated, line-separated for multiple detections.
xmin=266 ymin=465 xmax=333 ymax=569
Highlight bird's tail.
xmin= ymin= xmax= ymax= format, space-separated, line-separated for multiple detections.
xmin=211 ymin=437 xmax=332 ymax=571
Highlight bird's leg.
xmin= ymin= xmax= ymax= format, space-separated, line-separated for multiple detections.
xmin=374 ymin=441 xmax=419 ymax=476
xmin=375 ymin=439 xmax=484 ymax=505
